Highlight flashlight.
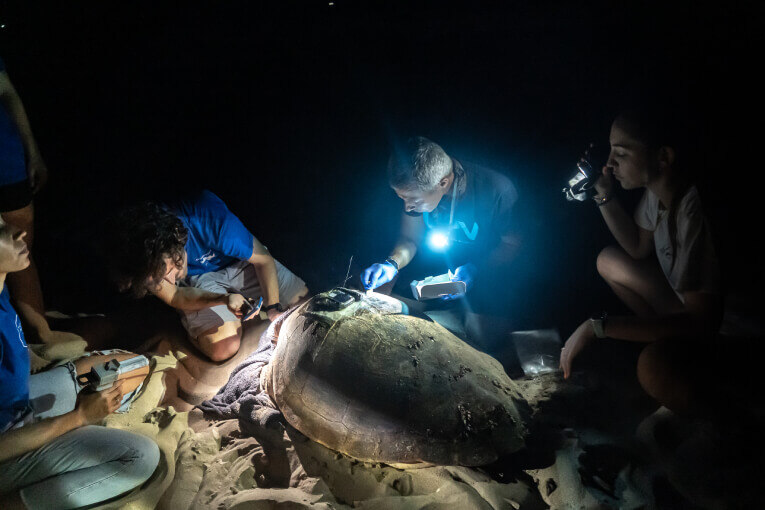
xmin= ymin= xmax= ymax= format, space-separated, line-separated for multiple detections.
xmin=428 ymin=230 xmax=450 ymax=251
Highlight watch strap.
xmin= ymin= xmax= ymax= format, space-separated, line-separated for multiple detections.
xmin=384 ymin=257 xmax=399 ymax=271
xmin=263 ymin=302 xmax=284 ymax=312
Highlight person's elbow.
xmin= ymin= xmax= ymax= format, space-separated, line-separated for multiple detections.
xmin=249 ymin=251 xmax=275 ymax=268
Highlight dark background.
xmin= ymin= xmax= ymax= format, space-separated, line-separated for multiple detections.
xmin=0 ymin=0 xmax=761 ymax=334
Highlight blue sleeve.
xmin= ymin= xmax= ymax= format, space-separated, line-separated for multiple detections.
xmin=201 ymin=191 xmax=254 ymax=261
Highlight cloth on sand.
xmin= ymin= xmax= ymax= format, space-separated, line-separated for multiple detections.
xmin=197 ymin=319 xmax=281 ymax=432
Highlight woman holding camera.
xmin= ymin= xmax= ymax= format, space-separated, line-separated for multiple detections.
xmin=558 ymin=101 xmax=729 ymax=415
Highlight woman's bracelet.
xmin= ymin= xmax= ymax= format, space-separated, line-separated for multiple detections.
xmin=593 ymin=193 xmax=612 ymax=206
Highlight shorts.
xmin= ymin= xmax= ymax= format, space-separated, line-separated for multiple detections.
xmin=0 ymin=178 xmax=32 ymax=213
xmin=180 ymin=258 xmax=306 ymax=338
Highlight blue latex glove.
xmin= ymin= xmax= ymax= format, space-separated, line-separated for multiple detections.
xmin=361 ymin=261 xmax=398 ymax=290
xmin=442 ymin=263 xmax=477 ymax=300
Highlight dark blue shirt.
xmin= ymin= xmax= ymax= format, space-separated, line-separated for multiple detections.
xmin=0 ymin=57 xmax=28 ymax=186
xmin=419 ymin=161 xmax=518 ymax=268
xmin=173 ymin=190 xmax=255 ymax=276
xmin=0 ymin=285 xmax=30 ymax=432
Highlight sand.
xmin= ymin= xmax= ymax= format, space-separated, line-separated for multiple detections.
xmin=164 ymin=415 xmax=547 ymax=510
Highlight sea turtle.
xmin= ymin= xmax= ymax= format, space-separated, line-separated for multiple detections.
xmin=260 ymin=288 xmax=529 ymax=466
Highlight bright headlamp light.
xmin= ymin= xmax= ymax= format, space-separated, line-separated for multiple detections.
xmin=427 ymin=230 xmax=450 ymax=251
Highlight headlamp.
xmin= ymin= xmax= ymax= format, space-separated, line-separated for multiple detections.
xmin=428 ymin=230 xmax=450 ymax=251
xmin=426 ymin=176 xmax=458 ymax=252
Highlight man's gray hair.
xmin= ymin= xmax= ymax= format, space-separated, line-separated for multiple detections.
xmin=387 ymin=136 xmax=453 ymax=191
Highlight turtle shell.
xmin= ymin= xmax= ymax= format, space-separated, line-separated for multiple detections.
xmin=263 ymin=289 xmax=529 ymax=466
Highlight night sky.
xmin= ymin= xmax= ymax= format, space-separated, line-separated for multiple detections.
xmin=0 ymin=1 xmax=761 ymax=332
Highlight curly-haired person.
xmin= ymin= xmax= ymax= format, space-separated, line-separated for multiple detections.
xmin=105 ymin=190 xmax=308 ymax=362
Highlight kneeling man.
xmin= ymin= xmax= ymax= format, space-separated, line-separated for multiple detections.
xmin=105 ymin=190 xmax=308 ymax=361
xmin=362 ymin=137 xmax=521 ymax=350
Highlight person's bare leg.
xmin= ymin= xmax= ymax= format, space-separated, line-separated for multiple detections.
xmin=2 ymin=203 xmax=44 ymax=315
xmin=597 ymin=245 xmax=683 ymax=317
xmin=195 ymin=320 xmax=242 ymax=362
xmin=285 ymin=285 xmax=309 ymax=307
xmin=637 ymin=340 xmax=694 ymax=414
xmin=74 ymin=352 xmax=150 ymax=394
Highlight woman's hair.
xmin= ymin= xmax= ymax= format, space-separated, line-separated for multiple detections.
xmin=617 ymin=94 xmax=690 ymax=268
xmin=103 ymin=202 xmax=188 ymax=297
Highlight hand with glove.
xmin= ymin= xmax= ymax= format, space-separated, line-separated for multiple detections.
xmin=443 ymin=263 xmax=476 ymax=300
xmin=361 ymin=259 xmax=398 ymax=291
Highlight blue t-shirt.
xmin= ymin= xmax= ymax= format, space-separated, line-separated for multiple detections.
xmin=173 ymin=190 xmax=255 ymax=276
xmin=0 ymin=57 xmax=28 ymax=186
xmin=0 ymin=285 xmax=30 ymax=432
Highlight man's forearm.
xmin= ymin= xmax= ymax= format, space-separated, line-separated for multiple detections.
xmin=598 ymin=199 xmax=643 ymax=258
xmin=388 ymin=238 xmax=418 ymax=270
xmin=0 ymin=410 xmax=83 ymax=463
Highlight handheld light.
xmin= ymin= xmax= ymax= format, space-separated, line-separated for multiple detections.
xmin=428 ymin=230 xmax=450 ymax=251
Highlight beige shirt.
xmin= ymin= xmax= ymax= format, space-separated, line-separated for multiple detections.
xmin=634 ymin=186 xmax=720 ymax=302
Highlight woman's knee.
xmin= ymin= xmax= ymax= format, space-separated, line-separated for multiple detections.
xmin=78 ymin=427 xmax=159 ymax=499
xmin=637 ymin=340 xmax=686 ymax=406
xmin=596 ymin=245 xmax=627 ymax=283
xmin=125 ymin=431 xmax=160 ymax=484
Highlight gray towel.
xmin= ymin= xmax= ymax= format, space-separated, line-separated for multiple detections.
xmin=197 ymin=318 xmax=282 ymax=432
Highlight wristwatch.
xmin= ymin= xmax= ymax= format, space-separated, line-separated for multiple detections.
xmin=384 ymin=257 xmax=400 ymax=271
xmin=590 ymin=311 xmax=608 ymax=338
xmin=263 ymin=302 xmax=284 ymax=313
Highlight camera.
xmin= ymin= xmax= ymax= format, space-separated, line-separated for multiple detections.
xmin=563 ymin=144 xmax=600 ymax=202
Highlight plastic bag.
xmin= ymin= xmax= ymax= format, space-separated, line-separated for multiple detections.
xmin=512 ymin=329 xmax=561 ymax=376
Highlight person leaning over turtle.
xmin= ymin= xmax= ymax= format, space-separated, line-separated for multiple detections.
xmin=0 ymin=218 xmax=159 ymax=510
xmin=361 ymin=136 xmax=522 ymax=350
xmin=104 ymin=190 xmax=309 ymax=362
xmin=559 ymin=96 xmax=761 ymax=417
